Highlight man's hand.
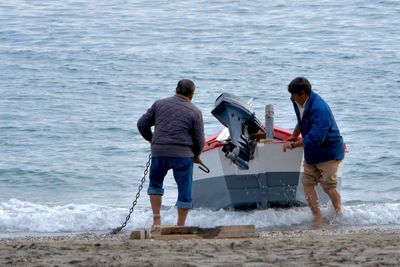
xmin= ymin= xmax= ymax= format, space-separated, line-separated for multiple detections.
xmin=283 ymin=135 xmax=297 ymax=152
xmin=283 ymin=141 xmax=294 ymax=152
xmin=194 ymin=155 xmax=202 ymax=164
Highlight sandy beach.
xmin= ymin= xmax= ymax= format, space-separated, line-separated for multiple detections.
xmin=1 ymin=227 xmax=400 ymax=267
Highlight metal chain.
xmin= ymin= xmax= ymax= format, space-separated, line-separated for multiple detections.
xmin=110 ymin=153 xmax=151 ymax=234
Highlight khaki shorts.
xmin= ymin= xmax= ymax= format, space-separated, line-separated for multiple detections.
xmin=302 ymin=160 xmax=341 ymax=188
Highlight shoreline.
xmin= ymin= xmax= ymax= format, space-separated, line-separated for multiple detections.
xmin=1 ymin=227 xmax=400 ymax=266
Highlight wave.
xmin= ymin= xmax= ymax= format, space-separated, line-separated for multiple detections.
xmin=1 ymin=199 xmax=400 ymax=238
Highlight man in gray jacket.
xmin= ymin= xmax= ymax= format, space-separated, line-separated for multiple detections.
xmin=137 ymin=79 xmax=205 ymax=226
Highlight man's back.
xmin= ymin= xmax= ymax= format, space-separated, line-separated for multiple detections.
xmin=137 ymin=95 xmax=204 ymax=158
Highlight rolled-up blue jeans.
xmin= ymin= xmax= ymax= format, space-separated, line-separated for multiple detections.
xmin=147 ymin=157 xmax=194 ymax=209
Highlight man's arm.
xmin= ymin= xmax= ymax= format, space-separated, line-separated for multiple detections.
xmin=137 ymin=105 xmax=155 ymax=143
xmin=286 ymin=123 xmax=301 ymax=141
xmin=302 ymin=108 xmax=331 ymax=148
xmin=192 ymin=113 xmax=205 ymax=158
xmin=283 ymin=124 xmax=303 ymax=152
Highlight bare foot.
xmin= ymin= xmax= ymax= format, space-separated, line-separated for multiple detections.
xmin=149 ymin=224 xmax=161 ymax=236
xmin=335 ymin=207 xmax=342 ymax=217
xmin=152 ymin=214 xmax=161 ymax=226
xmin=312 ymin=215 xmax=327 ymax=228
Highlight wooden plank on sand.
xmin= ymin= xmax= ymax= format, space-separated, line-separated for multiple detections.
xmin=153 ymin=232 xmax=260 ymax=240
xmin=159 ymin=225 xmax=256 ymax=235
xmin=145 ymin=225 xmax=259 ymax=240
xmin=130 ymin=228 xmax=147 ymax=240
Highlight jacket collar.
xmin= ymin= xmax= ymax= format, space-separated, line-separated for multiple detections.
xmin=175 ymin=94 xmax=191 ymax=102
xmin=303 ymin=91 xmax=315 ymax=114
xmin=292 ymin=91 xmax=315 ymax=120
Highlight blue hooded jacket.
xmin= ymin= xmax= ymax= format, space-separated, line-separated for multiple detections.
xmin=293 ymin=91 xmax=344 ymax=164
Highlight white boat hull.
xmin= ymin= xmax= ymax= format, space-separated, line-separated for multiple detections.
xmin=193 ymin=141 xmax=333 ymax=210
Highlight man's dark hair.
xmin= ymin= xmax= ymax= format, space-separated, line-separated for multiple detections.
xmin=288 ymin=77 xmax=312 ymax=95
xmin=176 ymin=79 xmax=195 ymax=97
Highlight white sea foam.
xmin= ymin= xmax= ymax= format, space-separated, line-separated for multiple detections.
xmin=1 ymin=199 xmax=400 ymax=237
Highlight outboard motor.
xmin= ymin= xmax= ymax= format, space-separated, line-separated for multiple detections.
xmin=211 ymin=93 xmax=265 ymax=170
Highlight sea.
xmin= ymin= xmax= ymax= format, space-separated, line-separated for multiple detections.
xmin=1 ymin=0 xmax=399 ymax=238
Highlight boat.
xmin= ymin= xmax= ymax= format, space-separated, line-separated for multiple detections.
xmin=192 ymin=93 xmax=337 ymax=210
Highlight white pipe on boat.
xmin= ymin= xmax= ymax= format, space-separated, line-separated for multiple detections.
xmin=265 ymin=104 xmax=274 ymax=139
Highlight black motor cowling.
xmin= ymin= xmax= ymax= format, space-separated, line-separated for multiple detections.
xmin=211 ymin=93 xmax=265 ymax=170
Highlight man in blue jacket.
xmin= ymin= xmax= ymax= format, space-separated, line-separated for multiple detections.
xmin=283 ymin=77 xmax=344 ymax=226
xmin=137 ymin=79 xmax=205 ymax=227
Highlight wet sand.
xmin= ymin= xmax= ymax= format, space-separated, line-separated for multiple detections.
xmin=1 ymin=227 xmax=400 ymax=266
